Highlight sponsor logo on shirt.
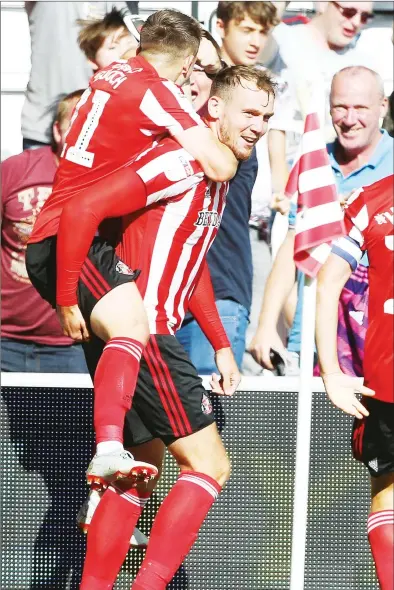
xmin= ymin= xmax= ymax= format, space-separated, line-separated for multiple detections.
xmin=194 ymin=210 xmax=221 ymax=229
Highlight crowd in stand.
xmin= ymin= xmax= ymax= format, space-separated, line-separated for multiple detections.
xmin=1 ymin=1 xmax=393 ymax=378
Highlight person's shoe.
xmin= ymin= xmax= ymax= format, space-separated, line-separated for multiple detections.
xmin=76 ymin=488 xmax=149 ymax=549
xmin=86 ymin=450 xmax=158 ymax=488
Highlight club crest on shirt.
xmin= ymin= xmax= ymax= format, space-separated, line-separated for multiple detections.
xmin=115 ymin=261 xmax=134 ymax=275
xmin=178 ymin=154 xmax=195 ymax=177
xmin=201 ymin=393 xmax=213 ymax=415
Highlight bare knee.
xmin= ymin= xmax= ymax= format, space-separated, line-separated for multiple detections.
xmin=169 ymin=426 xmax=231 ymax=487
xmin=184 ymin=452 xmax=231 ymax=487
xmin=371 ymin=473 xmax=394 ymax=512
xmin=90 ymin=282 xmax=149 ymax=344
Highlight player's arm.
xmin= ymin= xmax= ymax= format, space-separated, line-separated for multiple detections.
xmin=248 ymin=229 xmax=296 ymax=369
xmin=149 ymin=82 xmax=237 ymax=183
xmin=188 ymin=261 xmax=241 ymax=396
xmin=173 ymin=127 xmax=237 ymax=183
xmin=56 ymin=165 xmax=148 ymax=336
xmin=316 ymin=251 xmax=375 ymax=418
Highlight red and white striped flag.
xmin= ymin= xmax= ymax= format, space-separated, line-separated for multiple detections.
xmin=285 ymin=112 xmax=345 ymax=277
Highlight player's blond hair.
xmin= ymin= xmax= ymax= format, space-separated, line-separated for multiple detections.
xmin=211 ymin=65 xmax=277 ymax=101
xmin=140 ymin=9 xmax=201 ymax=58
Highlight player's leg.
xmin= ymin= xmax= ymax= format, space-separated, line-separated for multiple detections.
xmin=369 ymin=474 xmax=394 ymax=589
xmin=131 ymin=336 xmax=230 ymax=590
xmin=80 ymin=436 xmax=165 ymax=590
xmin=352 ymin=398 xmax=394 ymax=590
xmin=132 ymin=423 xmax=229 ymax=590
xmin=77 ymin=241 xmax=157 ymax=488
xmin=89 ymin=281 xmax=148 ymax=455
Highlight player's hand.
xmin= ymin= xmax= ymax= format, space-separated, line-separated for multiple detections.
xmin=322 ymin=371 xmax=375 ymax=418
xmin=248 ymin=326 xmax=286 ymax=370
xmin=196 ymin=37 xmax=222 ymax=75
xmin=210 ymin=347 xmax=241 ymax=396
xmin=57 ymin=304 xmax=90 ymax=342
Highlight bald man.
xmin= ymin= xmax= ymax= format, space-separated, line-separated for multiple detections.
xmin=249 ymin=65 xmax=393 ymax=373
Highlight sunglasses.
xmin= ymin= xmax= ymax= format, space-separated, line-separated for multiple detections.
xmin=332 ymin=1 xmax=374 ymax=24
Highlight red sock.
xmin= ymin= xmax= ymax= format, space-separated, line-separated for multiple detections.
xmin=132 ymin=471 xmax=222 ymax=590
xmin=80 ymin=484 xmax=151 ymax=589
xmin=368 ymin=510 xmax=394 ymax=590
xmin=94 ymin=337 xmax=143 ymax=443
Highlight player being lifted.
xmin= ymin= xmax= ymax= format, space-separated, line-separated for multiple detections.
xmin=27 ymin=9 xmax=238 ymax=488
xmin=316 ymin=174 xmax=394 ymax=590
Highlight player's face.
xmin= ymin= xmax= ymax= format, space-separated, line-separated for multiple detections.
xmin=215 ymin=83 xmax=275 ymax=160
xmin=94 ymin=27 xmax=138 ymax=69
xmin=217 ymin=15 xmax=269 ymax=66
xmin=190 ymin=66 xmax=213 ymax=111
xmin=324 ymin=1 xmax=373 ymax=49
xmin=330 ymin=73 xmax=388 ymax=154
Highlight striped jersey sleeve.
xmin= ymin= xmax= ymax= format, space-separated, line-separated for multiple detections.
xmin=331 ymin=188 xmax=368 ymax=271
xmin=139 ymin=79 xmax=204 ymax=137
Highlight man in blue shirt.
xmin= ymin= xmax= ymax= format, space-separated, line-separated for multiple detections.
xmin=249 ymin=65 xmax=393 ymax=372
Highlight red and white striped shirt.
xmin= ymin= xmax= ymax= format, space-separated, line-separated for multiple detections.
xmin=31 ymin=55 xmax=203 ymax=243
xmin=116 ymin=146 xmax=228 ymax=335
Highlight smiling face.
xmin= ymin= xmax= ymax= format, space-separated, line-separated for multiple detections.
xmin=210 ymin=82 xmax=275 ymax=160
xmin=217 ymin=15 xmax=270 ymax=65
xmin=323 ymin=1 xmax=373 ymax=49
xmin=330 ymin=69 xmax=388 ymax=156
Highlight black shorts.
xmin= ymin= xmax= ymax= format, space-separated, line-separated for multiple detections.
xmin=26 ymin=236 xmax=139 ymax=323
xmin=352 ymin=397 xmax=394 ymax=477
xmin=82 ymin=333 xmax=215 ymax=447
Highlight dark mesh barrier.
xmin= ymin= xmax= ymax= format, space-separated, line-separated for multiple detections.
xmin=0 ymin=384 xmax=377 ymax=589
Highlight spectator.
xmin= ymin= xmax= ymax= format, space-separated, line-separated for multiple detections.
xmin=77 ymin=7 xmax=139 ymax=70
xmin=177 ymin=2 xmax=279 ymax=372
xmin=249 ymin=66 xmax=393 ymax=375
xmin=21 ymin=1 xmax=134 ymax=150
xmin=272 ymin=1 xmax=386 ymax=142
xmin=1 ymin=90 xmax=89 ymax=373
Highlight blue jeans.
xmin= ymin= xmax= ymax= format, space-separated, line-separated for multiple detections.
xmin=176 ymin=299 xmax=249 ymax=374
xmin=1 ymin=338 xmax=88 ymax=373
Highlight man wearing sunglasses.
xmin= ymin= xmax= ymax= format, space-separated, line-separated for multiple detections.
xmin=273 ymin=1 xmax=385 ymax=142
xmin=312 ymin=1 xmax=374 ymax=50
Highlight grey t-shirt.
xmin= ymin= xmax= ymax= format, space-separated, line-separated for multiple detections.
xmin=21 ymin=1 xmax=129 ymax=143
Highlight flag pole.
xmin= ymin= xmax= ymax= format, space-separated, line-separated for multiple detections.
xmin=290 ymin=90 xmax=327 ymax=590
xmin=290 ymin=274 xmax=316 ymax=590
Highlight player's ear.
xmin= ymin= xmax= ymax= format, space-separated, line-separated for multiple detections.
xmin=207 ymin=95 xmax=222 ymax=121
xmin=52 ymin=121 xmax=61 ymax=146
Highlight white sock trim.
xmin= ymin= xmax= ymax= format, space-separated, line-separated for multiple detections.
xmin=367 ymin=510 xmax=394 ymax=534
xmin=178 ymin=474 xmax=219 ymax=500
